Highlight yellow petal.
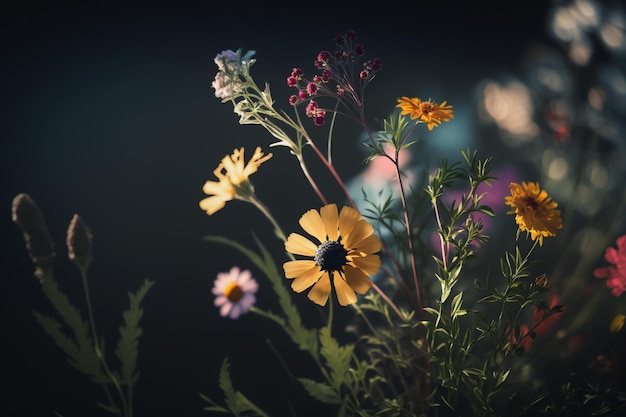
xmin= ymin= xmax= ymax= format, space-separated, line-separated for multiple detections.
xmin=285 ymin=233 xmax=318 ymax=256
xmin=199 ymin=196 xmax=229 ymax=215
xmin=338 ymin=206 xmax=361 ymax=238
xmin=343 ymin=265 xmax=372 ymax=295
xmin=350 ymin=254 xmax=381 ymax=276
xmin=202 ymin=180 xmax=233 ymax=197
xmin=610 ymin=314 xmax=625 ymax=333
xmin=291 ymin=266 xmax=323 ymax=293
xmin=283 ymin=259 xmax=318 ymax=278
xmin=352 ymin=233 xmax=382 ymax=254
xmin=344 ymin=219 xmax=374 ymax=249
xmin=320 ymin=204 xmax=339 ymax=241
xmin=307 ymin=272 xmax=331 ymax=306
xmin=333 ymin=273 xmax=357 ymax=306
xmin=299 ymin=208 xmax=327 ymax=244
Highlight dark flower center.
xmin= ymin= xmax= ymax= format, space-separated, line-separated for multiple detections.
xmin=523 ymin=196 xmax=539 ymax=214
xmin=315 ymin=240 xmax=348 ymax=272
xmin=224 ymin=282 xmax=244 ymax=302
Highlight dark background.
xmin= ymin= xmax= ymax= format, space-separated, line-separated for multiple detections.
xmin=1 ymin=2 xmax=554 ymax=416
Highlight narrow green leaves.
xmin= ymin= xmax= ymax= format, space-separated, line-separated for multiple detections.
xmin=35 ymin=275 xmax=102 ymax=382
xmin=115 ymin=278 xmax=154 ymax=387
xmin=298 ymin=378 xmax=341 ymax=404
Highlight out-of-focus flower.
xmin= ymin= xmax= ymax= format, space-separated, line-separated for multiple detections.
xmin=212 ymin=266 xmax=258 ymax=319
xmin=505 ymin=181 xmax=563 ymax=245
xmin=593 ymin=234 xmax=626 ymax=296
xmin=283 ymin=203 xmax=381 ymax=306
xmin=478 ymin=80 xmax=539 ymax=145
xmin=199 ymin=147 xmax=272 ymax=215
xmin=11 ymin=193 xmax=55 ymax=275
xmin=66 ymin=214 xmax=93 ymax=271
xmin=610 ymin=314 xmax=625 ymax=332
xmin=396 ymin=97 xmax=454 ymax=130
xmin=509 ymin=324 xmax=533 ymax=350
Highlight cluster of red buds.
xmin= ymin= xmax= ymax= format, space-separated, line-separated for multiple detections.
xmin=286 ymin=30 xmax=383 ymax=126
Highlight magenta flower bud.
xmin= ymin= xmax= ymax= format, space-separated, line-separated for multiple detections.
xmin=313 ymin=113 xmax=326 ymax=126
xmin=317 ymin=51 xmax=330 ymax=63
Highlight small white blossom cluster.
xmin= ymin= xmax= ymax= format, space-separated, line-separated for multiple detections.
xmin=211 ymin=49 xmax=256 ymax=99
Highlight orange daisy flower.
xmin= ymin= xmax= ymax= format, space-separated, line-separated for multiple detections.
xmin=396 ymin=96 xmax=454 ymax=130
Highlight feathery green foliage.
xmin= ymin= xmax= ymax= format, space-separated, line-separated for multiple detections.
xmin=200 ymin=358 xmax=271 ymax=417
xmin=115 ymin=278 xmax=154 ymax=387
xmin=35 ymin=274 xmax=103 ymax=382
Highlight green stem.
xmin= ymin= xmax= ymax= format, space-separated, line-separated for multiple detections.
xmin=370 ymin=281 xmax=406 ymax=322
xmin=79 ymin=267 xmax=130 ymax=417
xmin=248 ymin=195 xmax=288 ymax=243
xmin=389 ymin=148 xmax=424 ymax=320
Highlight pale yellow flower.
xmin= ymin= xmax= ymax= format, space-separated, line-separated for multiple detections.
xmin=199 ymin=147 xmax=272 ymax=215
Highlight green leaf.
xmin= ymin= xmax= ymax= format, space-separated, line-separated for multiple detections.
xmin=201 ymin=358 xmax=271 ymax=417
xmin=450 ymin=292 xmax=466 ymax=319
xmin=298 ymin=378 xmax=341 ymax=404
xmin=218 ymin=358 xmax=237 ymax=411
xmin=319 ymin=326 xmax=354 ymax=390
xmin=115 ymin=278 xmax=154 ymax=387
xmin=37 ymin=275 xmax=102 ymax=382
xmin=32 ymin=311 xmax=81 ymax=370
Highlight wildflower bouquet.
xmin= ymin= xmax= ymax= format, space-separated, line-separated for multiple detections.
xmin=196 ymin=29 xmax=626 ymax=417
xmin=10 ymin=9 xmax=626 ymax=417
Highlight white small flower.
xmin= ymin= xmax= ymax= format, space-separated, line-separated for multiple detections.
xmin=212 ymin=266 xmax=258 ymax=319
xmin=212 ymin=72 xmax=237 ymax=99
xmin=211 ymin=49 xmax=256 ymax=99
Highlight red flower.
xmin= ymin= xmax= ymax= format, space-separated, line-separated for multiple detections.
xmin=593 ymin=235 xmax=626 ymax=296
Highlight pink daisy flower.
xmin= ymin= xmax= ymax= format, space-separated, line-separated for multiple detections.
xmin=212 ymin=266 xmax=258 ymax=319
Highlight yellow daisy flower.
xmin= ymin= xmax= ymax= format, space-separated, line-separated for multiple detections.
xmin=283 ymin=203 xmax=382 ymax=306
xmin=505 ymin=181 xmax=563 ymax=246
xmin=396 ymin=96 xmax=454 ymax=130
xmin=199 ymin=146 xmax=272 ymax=215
